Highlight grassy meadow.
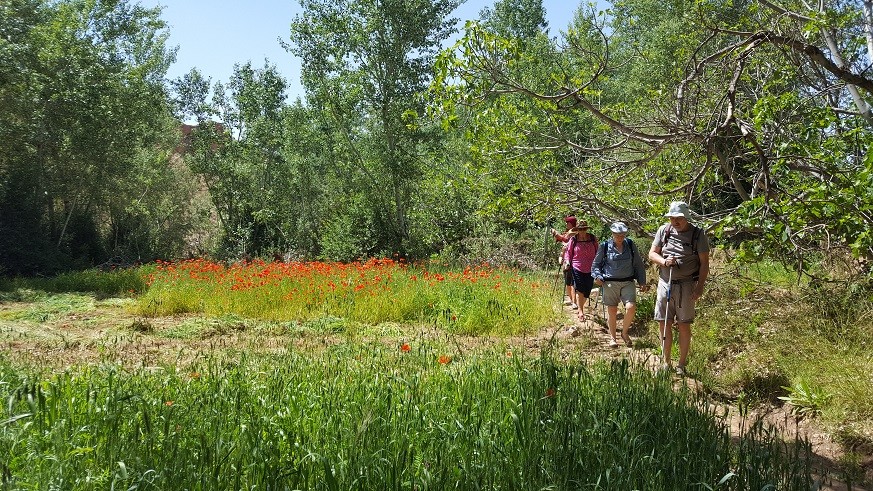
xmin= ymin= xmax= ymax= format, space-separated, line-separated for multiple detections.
xmin=0 ymin=256 xmax=869 ymax=488
xmin=135 ymin=258 xmax=556 ymax=336
xmin=1 ymin=348 xmax=814 ymax=490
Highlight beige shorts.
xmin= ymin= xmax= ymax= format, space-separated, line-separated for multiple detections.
xmin=601 ymin=280 xmax=637 ymax=307
xmin=654 ymin=279 xmax=697 ymax=323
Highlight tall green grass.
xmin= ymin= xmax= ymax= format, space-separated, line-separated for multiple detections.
xmin=0 ymin=268 xmax=145 ymax=298
xmin=135 ymin=259 xmax=557 ymax=335
xmin=0 ymin=347 xmax=816 ymax=490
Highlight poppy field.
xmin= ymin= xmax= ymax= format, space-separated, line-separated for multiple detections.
xmin=136 ymin=258 xmax=556 ymax=335
xmin=0 ymin=260 xmax=823 ymax=489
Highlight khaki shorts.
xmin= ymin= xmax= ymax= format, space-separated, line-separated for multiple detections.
xmin=654 ymin=279 xmax=697 ymax=323
xmin=601 ymin=280 xmax=637 ymax=307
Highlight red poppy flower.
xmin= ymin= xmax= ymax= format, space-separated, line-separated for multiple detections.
xmin=545 ymin=388 xmax=556 ymax=398
xmin=438 ymin=355 xmax=451 ymax=365
xmin=165 ymin=400 xmax=174 ymax=406
xmin=401 ymin=343 xmax=411 ymax=352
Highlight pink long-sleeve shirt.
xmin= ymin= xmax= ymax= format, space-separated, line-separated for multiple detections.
xmin=563 ymin=234 xmax=598 ymax=273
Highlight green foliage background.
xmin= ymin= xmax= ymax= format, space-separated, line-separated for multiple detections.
xmin=1 ymin=0 xmax=871 ymax=282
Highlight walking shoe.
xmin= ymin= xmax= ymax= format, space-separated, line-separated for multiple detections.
xmin=608 ymin=338 xmax=619 ymax=347
xmin=659 ymin=364 xmax=672 ymax=373
xmin=571 ymin=303 xmax=579 ymax=310
xmin=675 ymin=365 xmax=686 ymax=376
xmin=621 ymin=333 xmax=633 ymax=347
xmin=563 ymin=298 xmax=573 ymax=306
xmin=568 ymin=326 xmax=581 ymax=337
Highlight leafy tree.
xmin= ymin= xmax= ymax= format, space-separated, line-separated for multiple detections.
xmin=172 ymin=62 xmax=292 ymax=259
xmin=288 ymin=0 xmax=462 ymax=259
xmin=479 ymin=0 xmax=548 ymax=42
xmin=0 ymin=0 xmax=187 ymax=273
xmin=435 ymin=0 xmax=873 ymax=277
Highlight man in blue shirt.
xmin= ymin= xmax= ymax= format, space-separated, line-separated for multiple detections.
xmin=592 ymin=222 xmax=649 ymax=347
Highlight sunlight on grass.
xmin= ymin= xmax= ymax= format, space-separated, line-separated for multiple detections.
xmin=136 ymin=259 xmax=557 ymax=335
xmin=0 ymin=349 xmax=817 ymax=489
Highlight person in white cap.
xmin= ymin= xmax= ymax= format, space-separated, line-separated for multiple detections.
xmin=591 ymin=221 xmax=649 ymax=347
xmin=648 ymin=201 xmax=710 ymax=376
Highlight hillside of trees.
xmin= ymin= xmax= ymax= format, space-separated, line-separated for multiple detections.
xmin=2 ymin=0 xmax=871 ymax=283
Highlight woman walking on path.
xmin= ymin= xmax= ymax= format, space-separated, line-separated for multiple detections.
xmin=562 ymin=221 xmax=599 ymax=329
xmin=551 ymin=215 xmax=579 ymax=309
xmin=648 ymin=201 xmax=710 ymax=376
xmin=592 ymin=222 xmax=649 ymax=347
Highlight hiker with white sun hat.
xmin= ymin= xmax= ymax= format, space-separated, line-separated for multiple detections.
xmin=591 ymin=221 xmax=648 ymax=348
xmin=648 ymin=201 xmax=710 ymax=376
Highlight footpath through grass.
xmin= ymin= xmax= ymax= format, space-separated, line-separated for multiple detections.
xmin=0 ymin=347 xmax=816 ymax=490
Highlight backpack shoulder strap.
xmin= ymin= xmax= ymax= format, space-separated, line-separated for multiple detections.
xmin=598 ymin=241 xmax=608 ymax=266
xmin=626 ymin=238 xmax=638 ymax=267
xmin=691 ymin=225 xmax=700 ymax=255
xmin=662 ymin=224 xmax=673 ymax=246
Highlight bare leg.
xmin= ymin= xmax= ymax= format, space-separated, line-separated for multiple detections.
xmin=575 ymin=291 xmax=587 ymax=319
xmin=677 ymin=322 xmax=692 ymax=368
xmin=621 ymin=302 xmax=635 ymax=343
xmin=607 ymin=306 xmax=619 ymax=342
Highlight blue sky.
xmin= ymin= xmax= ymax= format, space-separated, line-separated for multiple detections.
xmin=137 ymin=0 xmax=588 ymax=100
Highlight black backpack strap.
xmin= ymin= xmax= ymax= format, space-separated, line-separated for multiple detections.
xmin=663 ymin=223 xmax=700 ymax=256
xmin=662 ymin=224 xmax=672 ymax=247
xmin=691 ymin=225 xmax=700 ymax=255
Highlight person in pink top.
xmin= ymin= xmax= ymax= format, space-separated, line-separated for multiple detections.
xmin=551 ymin=215 xmax=579 ymax=308
xmin=562 ymin=221 xmax=599 ymax=328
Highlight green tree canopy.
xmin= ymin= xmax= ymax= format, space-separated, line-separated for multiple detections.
xmin=0 ymin=0 xmax=189 ymax=273
xmin=435 ymin=0 xmax=873 ymax=276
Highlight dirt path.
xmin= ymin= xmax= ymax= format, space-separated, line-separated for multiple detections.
xmin=542 ymin=297 xmax=871 ymax=491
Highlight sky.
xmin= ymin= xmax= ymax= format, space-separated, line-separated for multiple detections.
xmin=137 ymin=0 xmax=586 ymax=100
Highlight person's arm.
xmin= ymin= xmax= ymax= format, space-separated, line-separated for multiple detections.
xmin=692 ymin=252 xmax=709 ymax=300
xmin=648 ymin=228 xmax=677 ymax=268
xmin=633 ymin=242 xmax=647 ymax=289
xmin=551 ymin=228 xmax=569 ymax=243
xmin=591 ymin=243 xmax=605 ymax=284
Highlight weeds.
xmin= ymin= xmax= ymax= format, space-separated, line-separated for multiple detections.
xmin=0 ymin=268 xmax=145 ymax=297
xmin=0 ymin=351 xmax=817 ymax=490
xmin=778 ymin=380 xmax=832 ymax=417
xmin=136 ymin=259 xmax=557 ymax=335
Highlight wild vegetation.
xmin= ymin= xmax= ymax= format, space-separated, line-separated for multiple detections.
xmin=1 ymin=0 xmax=872 ymax=487
xmin=1 ymin=261 xmax=871 ymax=487
xmin=0 ymin=345 xmax=817 ymax=490
xmin=136 ymin=258 xmax=555 ymax=335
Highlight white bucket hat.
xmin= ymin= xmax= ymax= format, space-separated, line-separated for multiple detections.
xmin=609 ymin=222 xmax=628 ymax=233
xmin=664 ymin=201 xmax=692 ymax=218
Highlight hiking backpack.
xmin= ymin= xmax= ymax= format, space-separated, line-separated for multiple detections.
xmin=662 ymin=224 xmax=701 ymax=256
